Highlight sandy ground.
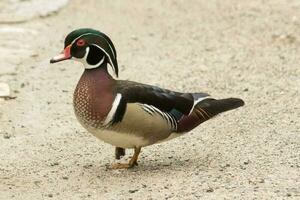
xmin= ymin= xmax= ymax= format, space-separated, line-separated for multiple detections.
xmin=0 ymin=0 xmax=300 ymax=199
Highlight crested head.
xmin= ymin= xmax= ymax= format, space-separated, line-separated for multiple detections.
xmin=50 ymin=28 xmax=118 ymax=77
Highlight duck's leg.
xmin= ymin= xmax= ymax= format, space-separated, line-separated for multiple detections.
xmin=129 ymin=147 xmax=141 ymax=166
xmin=115 ymin=147 xmax=125 ymax=160
xmin=110 ymin=147 xmax=141 ymax=169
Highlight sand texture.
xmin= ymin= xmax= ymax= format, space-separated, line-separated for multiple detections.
xmin=0 ymin=0 xmax=299 ymax=199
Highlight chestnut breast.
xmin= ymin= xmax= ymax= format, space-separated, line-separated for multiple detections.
xmin=73 ymin=69 xmax=115 ymax=128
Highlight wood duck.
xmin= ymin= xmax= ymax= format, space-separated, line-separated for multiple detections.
xmin=50 ymin=28 xmax=244 ymax=169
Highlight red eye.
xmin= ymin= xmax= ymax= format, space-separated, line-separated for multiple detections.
xmin=76 ymin=39 xmax=86 ymax=46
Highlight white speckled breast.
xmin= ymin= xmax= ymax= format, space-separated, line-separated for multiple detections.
xmin=73 ymin=68 xmax=115 ymax=128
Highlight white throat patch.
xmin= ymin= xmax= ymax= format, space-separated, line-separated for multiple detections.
xmin=73 ymin=46 xmax=105 ymax=69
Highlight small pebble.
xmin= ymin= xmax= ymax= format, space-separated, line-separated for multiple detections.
xmin=50 ymin=162 xmax=59 ymax=166
xmin=83 ymin=164 xmax=93 ymax=169
xmin=243 ymin=160 xmax=250 ymax=165
xmin=258 ymin=178 xmax=265 ymax=183
xmin=162 ymin=162 xmax=171 ymax=166
xmin=131 ymin=35 xmax=138 ymax=41
xmin=3 ymin=131 xmax=11 ymax=139
xmin=129 ymin=189 xmax=139 ymax=193
xmin=0 ymin=83 xmax=10 ymax=97
xmin=30 ymin=53 xmax=39 ymax=58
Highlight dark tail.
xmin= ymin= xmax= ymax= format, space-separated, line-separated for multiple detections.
xmin=176 ymin=98 xmax=244 ymax=132
xmin=196 ymin=98 xmax=244 ymax=116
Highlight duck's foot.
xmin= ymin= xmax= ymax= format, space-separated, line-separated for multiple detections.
xmin=109 ymin=162 xmax=137 ymax=169
xmin=109 ymin=147 xmax=141 ymax=170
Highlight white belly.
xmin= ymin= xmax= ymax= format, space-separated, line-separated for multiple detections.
xmin=76 ymin=103 xmax=174 ymax=148
xmin=86 ymin=127 xmax=150 ymax=148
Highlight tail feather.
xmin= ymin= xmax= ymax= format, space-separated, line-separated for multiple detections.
xmin=196 ymin=98 xmax=244 ymax=116
xmin=176 ymin=98 xmax=244 ymax=132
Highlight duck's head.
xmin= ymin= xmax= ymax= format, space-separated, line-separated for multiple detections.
xmin=50 ymin=28 xmax=118 ymax=77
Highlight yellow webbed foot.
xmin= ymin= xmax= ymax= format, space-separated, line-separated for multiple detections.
xmin=108 ymin=147 xmax=141 ymax=170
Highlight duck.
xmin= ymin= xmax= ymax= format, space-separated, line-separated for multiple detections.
xmin=50 ymin=28 xmax=244 ymax=169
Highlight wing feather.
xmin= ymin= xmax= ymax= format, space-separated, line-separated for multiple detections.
xmin=115 ymin=80 xmax=195 ymax=115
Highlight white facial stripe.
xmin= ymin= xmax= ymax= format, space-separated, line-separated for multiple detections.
xmin=103 ymin=93 xmax=122 ymax=126
xmin=74 ymin=47 xmax=105 ymax=69
xmin=82 ymin=45 xmax=90 ymax=61
xmin=70 ymin=32 xmax=116 ymax=59
xmin=91 ymin=44 xmax=117 ymax=77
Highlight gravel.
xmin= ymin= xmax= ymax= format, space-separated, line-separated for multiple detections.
xmin=0 ymin=0 xmax=299 ymax=199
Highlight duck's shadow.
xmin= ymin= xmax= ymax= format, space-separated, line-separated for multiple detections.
xmin=81 ymin=154 xmax=214 ymax=180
